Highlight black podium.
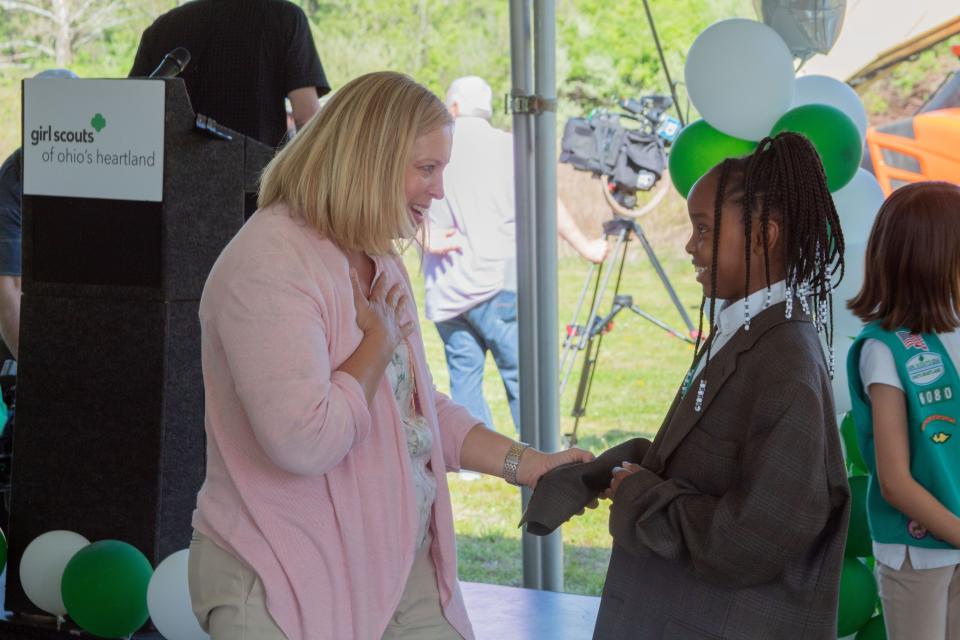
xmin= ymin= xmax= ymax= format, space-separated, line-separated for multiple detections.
xmin=1 ymin=78 xmax=273 ymax=636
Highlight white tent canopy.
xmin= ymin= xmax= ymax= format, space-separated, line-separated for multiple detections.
xmin=800 ymin=1 xmax=959 ymax=80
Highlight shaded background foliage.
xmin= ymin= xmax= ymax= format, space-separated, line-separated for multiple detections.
xmin=1 ymin=0 xmax=756 ymax=154
xmin=4 ymin=0 xmax=954 ymax=158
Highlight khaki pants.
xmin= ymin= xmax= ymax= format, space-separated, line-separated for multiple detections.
xmin=877 ymin=555 xmax=960 ymax=640
xmin=381 ymin=531 xmax=463 ymax=640
xmin=188 ymin=530 xmax=287 ymax=640
xmin=188 ymin=530 xmax=462 ymax=640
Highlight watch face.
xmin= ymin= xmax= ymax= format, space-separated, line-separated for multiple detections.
xmin=502 ymin=442 xmax=529 ymax=485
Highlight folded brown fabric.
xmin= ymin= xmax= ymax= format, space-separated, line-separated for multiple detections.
xmin=519 ymin=437 xmax=651 ymax=536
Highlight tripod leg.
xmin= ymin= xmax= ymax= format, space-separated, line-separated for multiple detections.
xmin=627 ymin=304 xmax=693 ymax=343
xmin=568 ymin=334 xmax=597 ymax=446
xmin=631 ymin=220 xmax=696 ymax=335
xmin=560 ymin=262 xmax=599 ymax=395
xmin=566 ymin=262 xmax=597 ymax=338
xmin=561 ymin=226 xmax=629 ymax=395
xmin=578 ymin=226 xmax=628 ymax=350
xmin=567 ymin=302 xmax=625 ymax=445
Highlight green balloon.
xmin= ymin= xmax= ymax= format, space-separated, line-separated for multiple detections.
xmin=846 ymin=475 xmax=872 ymax=558
xmin=841 ymin=412 xmax=869 ymax=476
xmin=838 ymin=557 xmax=879 ymax=636
xmin=61 ymin=540 xmax=153 ymax=638
xmin=668 ymin=119 xmax=757 ymax=198
xmin=855 ymin=614 xmax=887 ymax=640
xmin=771 ymin=104 xmax=862 ymax=192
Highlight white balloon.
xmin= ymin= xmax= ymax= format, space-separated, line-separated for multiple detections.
xmin=832 ymin=168 xmax=885 ymax=245
xmin=147 ymin=549 xmax=208 ymax=640
xmin=684 ymin=19 xmax=796 ymax=141
xmin=830 ymin=240 xmax=869 ymax=414
xmin=832 ymin=340 xmax=853 ymax=415
xmin=19 ymin=530 xmax=89 ymax=616
xmin=834 ymin=241 xmax=867 ymax=323
xmin=793 ymin=74 xmax=868 ymax=140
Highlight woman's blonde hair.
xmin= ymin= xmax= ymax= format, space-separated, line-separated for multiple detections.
xmin=258 ymin=71 xmax=452 ymax=254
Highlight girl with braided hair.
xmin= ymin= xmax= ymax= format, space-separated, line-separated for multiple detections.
xmin=595 ymin=132 xmax=851 ymax=639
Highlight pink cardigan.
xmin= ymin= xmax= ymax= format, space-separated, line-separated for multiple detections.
xmin=192 ymin=204 xmax=479 ymax=640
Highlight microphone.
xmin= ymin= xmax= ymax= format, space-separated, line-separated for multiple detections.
xmin=148 ymin=47 xmax=191 ymax=78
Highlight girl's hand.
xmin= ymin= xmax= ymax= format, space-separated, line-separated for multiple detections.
xmin=350 ymin=270 xmax=415 ymax=351
xmin=517 ymin=447 xmax=595 ymax=489
xmin=603 ymin=461 xmax=641 ymax=500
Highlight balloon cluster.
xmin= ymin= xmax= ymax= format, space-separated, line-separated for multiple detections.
xmin=670 ymin=18 xmax=867 ymax=199
xmin=836 ymin=413 xmax=887 ymax=640
xmin=670 ymin=16 xmax=889 ymax=415
xmin=15 ymin=530 xmax=207 ymax=639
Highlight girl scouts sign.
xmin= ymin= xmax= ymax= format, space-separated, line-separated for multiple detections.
xmin=22 ymin=79 xmax=165 ymax=202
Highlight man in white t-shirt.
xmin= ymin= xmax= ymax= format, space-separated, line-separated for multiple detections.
xmin=423 ymin=76 xmax=606 ymax=434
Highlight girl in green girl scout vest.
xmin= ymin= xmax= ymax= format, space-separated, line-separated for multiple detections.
xmin=847 ymin=181 xmax=960 ymax=640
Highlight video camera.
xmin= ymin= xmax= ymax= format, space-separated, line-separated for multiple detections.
xmin=559 ymin=94 xmax=681 ymax=208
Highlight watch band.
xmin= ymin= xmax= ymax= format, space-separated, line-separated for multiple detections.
xmin=503 ymin=441 xmax=530 ymax=486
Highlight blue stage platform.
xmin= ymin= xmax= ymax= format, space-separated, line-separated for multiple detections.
xmin=0 ymin=578 xmax=601 ymax=639
xmin=462 ymin=581 xmax=600 ymax=639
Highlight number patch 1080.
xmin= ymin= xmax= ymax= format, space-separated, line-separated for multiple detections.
xmin=918 ymin=385 xmax=954 ymax=406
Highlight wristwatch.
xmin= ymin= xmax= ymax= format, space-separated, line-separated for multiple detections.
xmin=503 ymin=441 xmax=530 ymax=486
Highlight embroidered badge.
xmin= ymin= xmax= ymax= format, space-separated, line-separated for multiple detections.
xmin=896 ymin=331 xmax=929 ymax=351
xmin=931 ymin=432 xmax=952 ymax=444
xmin=918 ymin=385 xmax=954 ymax=407
xmin=907 ymin=520 xmax=928 ymax=540
xmin=906 ymin=352 xmax=945 ymax=386
xmin=920 ymin=414 xmax=957 ymax=431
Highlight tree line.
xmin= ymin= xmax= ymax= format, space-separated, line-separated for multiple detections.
xmin=0 ymin=0 xmax=750 ymax=155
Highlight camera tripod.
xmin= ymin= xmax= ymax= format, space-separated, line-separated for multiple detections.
xmin=559 ymin=177 xmax=696 ymax=445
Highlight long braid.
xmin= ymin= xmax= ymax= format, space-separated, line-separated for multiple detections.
xmin=684 ymin=295 xmax=708 ymax=394
xmin=757 ymin=133 xmax=844 ymax=372
xmin=692 ymin=158 xmax=732 ymax=411
xmin=740 ymin=138 xmax=771 ymax=329
xmin=706 ymin=159 xmax=730 ymax=352
xmin=760 ymin=160 xmax=778 ymax=307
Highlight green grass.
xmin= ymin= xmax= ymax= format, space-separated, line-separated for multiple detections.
xmin=403 ymin=238 xmax=701 ymax=596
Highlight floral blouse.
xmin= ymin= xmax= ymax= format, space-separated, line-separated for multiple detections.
xmin=384 ymin=339 xmax=437 ymax=550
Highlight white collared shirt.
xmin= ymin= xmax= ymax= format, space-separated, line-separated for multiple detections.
xmin=690 ymin=280 xmax=788 ymax=382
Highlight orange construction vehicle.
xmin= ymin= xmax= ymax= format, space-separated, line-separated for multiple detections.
xmin=863 ymin=44 xmax=960 ymax=194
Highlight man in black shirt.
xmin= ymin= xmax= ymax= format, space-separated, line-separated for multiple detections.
xmin=0 ymin=148 xmax=21 ymax=361
xmin=129 ymin=0 xmax=330 ymax=149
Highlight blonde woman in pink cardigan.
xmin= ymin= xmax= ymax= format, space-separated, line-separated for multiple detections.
xmin=186 ymin=71 xmax=594 ymax=640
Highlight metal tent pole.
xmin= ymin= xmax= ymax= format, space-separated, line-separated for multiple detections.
xmin=509 ymin=0 xmax=542 ymax=590
xmin=533 ymin=0 xmax=563 ymax=592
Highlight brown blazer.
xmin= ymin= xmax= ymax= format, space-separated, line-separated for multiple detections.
xmin=592 ymin=303 xmax=851 ymax=639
